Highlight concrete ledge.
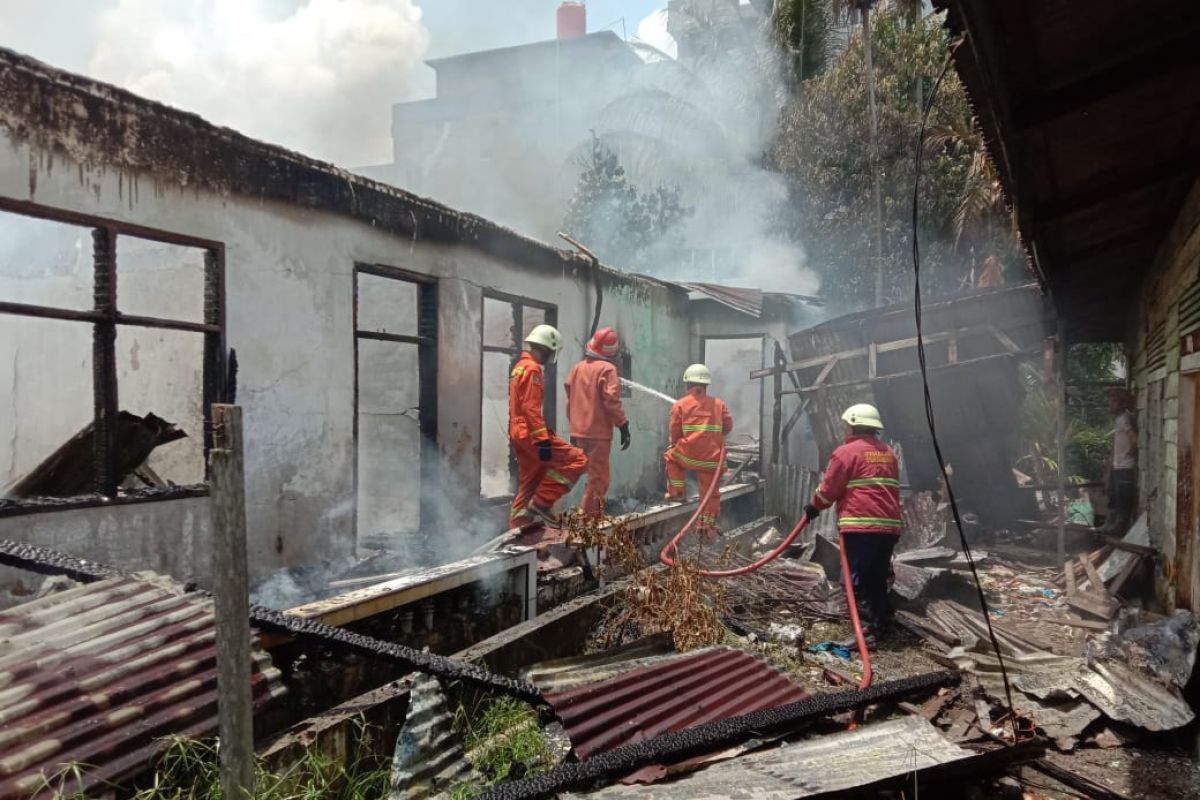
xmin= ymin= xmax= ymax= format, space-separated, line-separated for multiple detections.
xmin=286 ymin=547 xmax=538 ymax=627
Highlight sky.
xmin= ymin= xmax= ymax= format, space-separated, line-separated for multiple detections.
xmin=0 ymin=0 xmax=671 ymax=165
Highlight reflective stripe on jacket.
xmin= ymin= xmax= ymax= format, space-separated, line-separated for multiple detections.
xmin=565 ymin=357 xmax=628 ymax=441
xmin=509 ymin=351 xmax=549 ymax=445
xmin=811 ymin=434 xmax=903 ymax=534
xmin=668 ymin=387 xmax=733 ymax=468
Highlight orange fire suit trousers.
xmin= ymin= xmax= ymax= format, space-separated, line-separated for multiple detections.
xmin=510 ymin=435 xmax=588 ymax=527
xmin=576 ymin=437 xmax=612 ymax=518
xmin=664 ymin=448 xmax=722 ymax=531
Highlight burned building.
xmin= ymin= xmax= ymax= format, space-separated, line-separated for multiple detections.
xmin=0 ymin=46 xmax=804 ymax=603
xmin=934 ymin=0 xmax=1200 ymax=614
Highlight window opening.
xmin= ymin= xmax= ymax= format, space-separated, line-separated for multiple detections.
xmin=0 ymin=207 xmax=223 ymax=510
xmin=479 ymin=292 xmax=557 ymax=501
xmin=353 ymin=264 xmax=437 ymax=557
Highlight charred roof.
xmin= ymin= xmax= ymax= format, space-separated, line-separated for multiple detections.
xmin=0 ymin=47 xmax=674 ymax=300
xmin=933 ymin=0 xmax=1200 ymax=341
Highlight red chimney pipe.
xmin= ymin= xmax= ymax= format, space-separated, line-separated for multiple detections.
xmin=557 ymin=1 xmax=586 ymax=40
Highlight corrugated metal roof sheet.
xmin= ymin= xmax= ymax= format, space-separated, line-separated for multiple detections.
xmin=543 ymin=647 xmax=808 ymax=759
xmin=0 ymin=575 xmax=287 ymax=799
xmin=390 ymin=673 xmax=477 ymax=799
xmin=523 ymin=632 xmax=679 ymax=693
xmin=563 ymin=715 xmax=975 ymax=799
xmin=678 ymin=283 xmax=764 ymax=317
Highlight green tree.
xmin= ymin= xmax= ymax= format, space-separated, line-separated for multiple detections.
xmin=770 ymin=5 xmax=1025 ymax=309
xmin=562 ymin=135 xmax=691 ymax=270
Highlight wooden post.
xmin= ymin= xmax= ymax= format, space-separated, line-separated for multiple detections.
xmin=1056 ymin=330 xmax=1068 ymax=569
xmin=772 ymin=362 xmax=783 ymax=464
xmin=210 ymin=404 xmax=255 ymax=799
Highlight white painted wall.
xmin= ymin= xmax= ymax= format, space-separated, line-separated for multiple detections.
xmin=0 ymin=123 xmax=694 ymax=594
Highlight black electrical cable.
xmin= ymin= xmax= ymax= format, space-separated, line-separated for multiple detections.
xmin=910 ymin=43 xmax=1018 ymax=737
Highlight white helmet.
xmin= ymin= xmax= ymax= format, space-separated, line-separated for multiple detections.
xmin=683 ymin=363 xmax=712 ymax=385
xmin=524 ymin=324 xmax=563 ymax=354
xmin=842 ymin=403 xmax=883 ymax=430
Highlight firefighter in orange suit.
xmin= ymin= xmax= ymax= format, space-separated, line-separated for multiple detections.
xmin=804 ymin=403 xmax=903 ymax=641
xmin=664 ymin=363 xmax=733 ymax=533
xmin=565 ymin=327 xmax=632 ymax=518
xmin=509 ymin=324 xmax=588 ymax=528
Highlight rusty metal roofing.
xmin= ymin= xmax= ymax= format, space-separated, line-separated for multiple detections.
xmin=0 ymin=575 xmax=287 ymax=799
xmin=679 ymin=283 xmax=765 ymax=317
xmin=542 ymin=647 xmax=808 ymax=759
xmin=562 ymin=715 xmax=976 ymax=799
xmin=523 ymin=632 xmax=678 ymax=693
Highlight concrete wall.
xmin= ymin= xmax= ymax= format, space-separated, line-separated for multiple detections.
xmin=0 ymin=119 xmax=693 ymax=595
xmin=1131 ymin=177 xmax=1200 ymax=610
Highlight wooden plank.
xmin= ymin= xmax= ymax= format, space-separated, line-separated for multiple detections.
xmin=1059 ymin=616 xmax=1110 ymax=631
xmin=989 ymin=325 xmax=1022 ymax=353
xmin=1067 ymin=592 xmax=1119 ymax=620
xmin=1081 ymin=554 xmax=1110 ymax=598
xmin=210 ymin=404 xmax=255 ymax=799
xmin=1065 ymin=557 xmax=1077 ymax=595
xmin=813 ymin=355 xmax=840 ymax=387
xmin=1106 ymin=553 xmax=1142 ymax=597
xmin=749 ymin=323 xmax=1029 ymax=379
xmin=919 ymin=689 xmax=959 ymax=721
xmin=868 ymin=342 xmax=878 ymax=379
xmin=948 ymin=334 xmax=958 ymax=364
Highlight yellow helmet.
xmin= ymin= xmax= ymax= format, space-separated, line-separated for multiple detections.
xmin=524 ymin=324 xmax=563 ymax=353
xmin=683 ymin=363 xmax=712 ymax=385
xmin=842 ymin=403 xmax=883 ymax=429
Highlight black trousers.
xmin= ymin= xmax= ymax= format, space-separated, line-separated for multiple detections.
xmin=842 ymin=532 xmax=898 ymax=631
xmin=1108 ymin=468 xmax=1136 ymax=532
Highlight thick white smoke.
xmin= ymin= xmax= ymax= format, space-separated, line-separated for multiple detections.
xmin=86 ymin=0 xmax=430 ymax=166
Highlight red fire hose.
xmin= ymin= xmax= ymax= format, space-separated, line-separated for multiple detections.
xmin=658 ymin=445 xmax=873 ymax=695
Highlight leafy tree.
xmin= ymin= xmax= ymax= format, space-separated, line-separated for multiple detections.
xmin=772 ymin=0 xmax=837 ymax=87
xmin=769 ymin=5 xmax=1025 ymax=310
xmin=562 ymin=135 xmax=691 ymax=270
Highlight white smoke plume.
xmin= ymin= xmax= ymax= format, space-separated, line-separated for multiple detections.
xmin=82 ymin=0 xmax=430 ymax=166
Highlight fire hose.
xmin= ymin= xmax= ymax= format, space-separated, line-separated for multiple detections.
xmin=658 ymin=445 xmax=874 ymax=693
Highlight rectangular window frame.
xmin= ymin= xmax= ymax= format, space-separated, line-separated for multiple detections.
xmin=352 ymin=263 xmax=439 ymax=538
xmin=0 ymin=198 xmax=227 ymax=516
xmin=479 ymin=290 xmax=558 ymax=504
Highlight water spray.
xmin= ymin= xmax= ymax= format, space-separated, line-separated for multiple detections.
xmin=619 ymin=377 xmax=676 ymax=405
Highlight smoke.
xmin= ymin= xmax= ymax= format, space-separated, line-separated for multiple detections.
xmin=78 ymin=0 xmax=429 ymax=166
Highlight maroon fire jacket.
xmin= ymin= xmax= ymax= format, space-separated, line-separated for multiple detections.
xmin=810 ymin=434 xmax=903 ymax=534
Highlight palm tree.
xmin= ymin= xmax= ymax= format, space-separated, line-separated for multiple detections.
xmin=923 ymin=115 xmax=1007 ymax=248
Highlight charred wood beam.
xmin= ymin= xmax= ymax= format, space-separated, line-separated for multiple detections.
xmin=92 ymin=227 xmax=119 ymax=497
xmin=5 ymin=412 xmax=186 ymax=499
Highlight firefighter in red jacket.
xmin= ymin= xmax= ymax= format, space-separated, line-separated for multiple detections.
xmin=565 ymin=327 xmax=631 ymax=518
xmin=804 ymin=403 xmax=903 ymax=640
xmin=509 ymin=324 xmax=588 ymax=528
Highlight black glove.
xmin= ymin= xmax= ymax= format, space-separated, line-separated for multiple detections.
xmin=618 ymin=423 xmax=631 ymax=451
xmin=537 ymin=439 xmax=553 ymax=462
xmin=804 ymin=504 xmax=820 ymax=522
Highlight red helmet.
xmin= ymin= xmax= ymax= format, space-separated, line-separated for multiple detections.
xmin=586 ymin=327 xmax=620 ymax=359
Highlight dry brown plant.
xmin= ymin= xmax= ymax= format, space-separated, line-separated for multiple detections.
xmin=563 ymin=509 xmax=728 ymax=652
